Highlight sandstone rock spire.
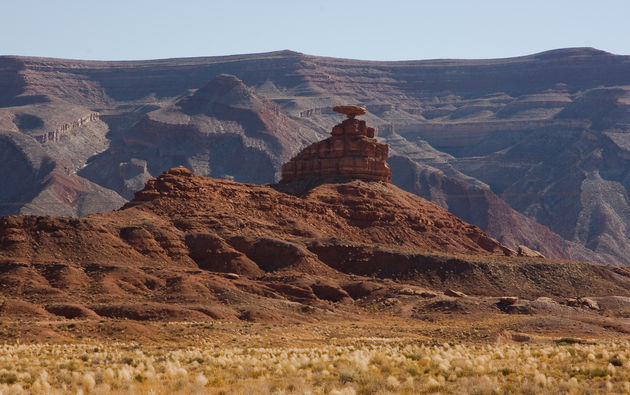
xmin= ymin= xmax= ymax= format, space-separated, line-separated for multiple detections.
xmin=280 ymin=106 xmax=391 ymax=183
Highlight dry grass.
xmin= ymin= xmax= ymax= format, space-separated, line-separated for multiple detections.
xmin=0 ymin=324 xmax=629 ymax=394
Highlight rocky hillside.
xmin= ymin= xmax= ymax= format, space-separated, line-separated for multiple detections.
xmin=3 ymin=167 xmax=630 ymax=324
xmin=1 ymin=48 xmax=630 ymax=265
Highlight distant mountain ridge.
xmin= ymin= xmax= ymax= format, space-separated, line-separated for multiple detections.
xmin=1 ymin=47 xmax=630 ymax=264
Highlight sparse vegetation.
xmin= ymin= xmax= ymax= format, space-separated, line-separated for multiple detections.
xmin=0 ymin=336 xmax=629 ymax=393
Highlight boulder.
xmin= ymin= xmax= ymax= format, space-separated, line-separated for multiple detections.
xmin=566 ymin=297 xmax=600 ymax=310
xmin=498 ymin=296 xmax=519 ymax=305
xmin=535 ymin=297 xmax=555 ymax=303
xmin=580 ymin=297 xmax=600 ymax=310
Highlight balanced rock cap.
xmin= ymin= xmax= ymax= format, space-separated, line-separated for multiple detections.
xmin=333 ymin=105 xmax=366 ymax=119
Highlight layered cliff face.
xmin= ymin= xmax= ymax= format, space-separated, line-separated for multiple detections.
xmin=76 ymin=73 xmax=313 ymax=199
xmin=1 ymin=48 xmax=630 ymax=265
xmin=388 ymin=156 xmax=605 ymax=263
xmin=281 ymin=108 xmax=391 ymax=184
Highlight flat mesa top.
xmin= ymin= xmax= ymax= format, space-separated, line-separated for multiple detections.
xmin=333 ymin=105 xmax=366 ymax=118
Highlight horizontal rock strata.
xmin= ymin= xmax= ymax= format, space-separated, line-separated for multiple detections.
xmin=281 ymin=112 xmax=391 ymax=183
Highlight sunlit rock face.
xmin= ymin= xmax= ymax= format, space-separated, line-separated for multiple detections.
xmin=281 ymin=106 xmax=391 ymax=183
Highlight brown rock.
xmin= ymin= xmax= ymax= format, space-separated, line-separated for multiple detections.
xmin=498 ymin=296 xmax=519 ymax=305
xmin=333 ymin=105 xmax=367 ymax=118
xmin=499 ymin=303 xmax=535 ymax=315
xmin=185 ymin=233 xmax=263 ymax=277
xmin=280 ymin=109 xmax=391 ymax=183
xmin=535 ymin=297 xmax=555 ymax=303
xmin=383 ymin=297 xmax=400 ymax=306
xmin=265 ymin=283 xmax=318 ymax=304
xmin=398 ymin=287 xmax=423 ymax=296
xmin=341 ymin=281 xmax=382 ymax=299
xmin=0 ymin=299 xmax=53 ymax=318
xmin=238 ymin=308 xmax=282 ymax=322
xmin=445 ymin=289 xmax=467 ymax=298
xmin=45 ymin=304 xmax=101 ymax=319
xmin=91 ymin=303 xmax=212 ymax=321
xmin=517 ymin=245 xmax=546 ymax=258
xmin=566 ymin=298 xmax=579 ymax=307
xmin=566 ymin=297 xmax=599 ymax=310
xmin=398 ymin=287 xmax=438 ymax=298
xmin=311 ymin=282 xmax=351 ymax=302
xmin=511 ymin=333 xmax=532 ymax=342
xmin=579 ymin=297 xmax=600 ymax=310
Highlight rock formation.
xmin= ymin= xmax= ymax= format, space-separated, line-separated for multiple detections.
xmin=280 ymin=106 xmax=391 ymax=183
xmin=3 ymin=48 xmax=630 ymax=265
xmin=3 ymin=167 xmax=630 ymax=328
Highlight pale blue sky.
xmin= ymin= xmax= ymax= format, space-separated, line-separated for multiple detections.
xmin=2 ymin=0 xmax=629 ymax=61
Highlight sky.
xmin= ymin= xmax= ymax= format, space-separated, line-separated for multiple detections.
xmin=2 ymin=0 xmax=629 ymax=61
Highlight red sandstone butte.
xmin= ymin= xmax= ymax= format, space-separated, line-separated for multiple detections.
xmin=280 ymin=107 xmax=391 ymax=183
